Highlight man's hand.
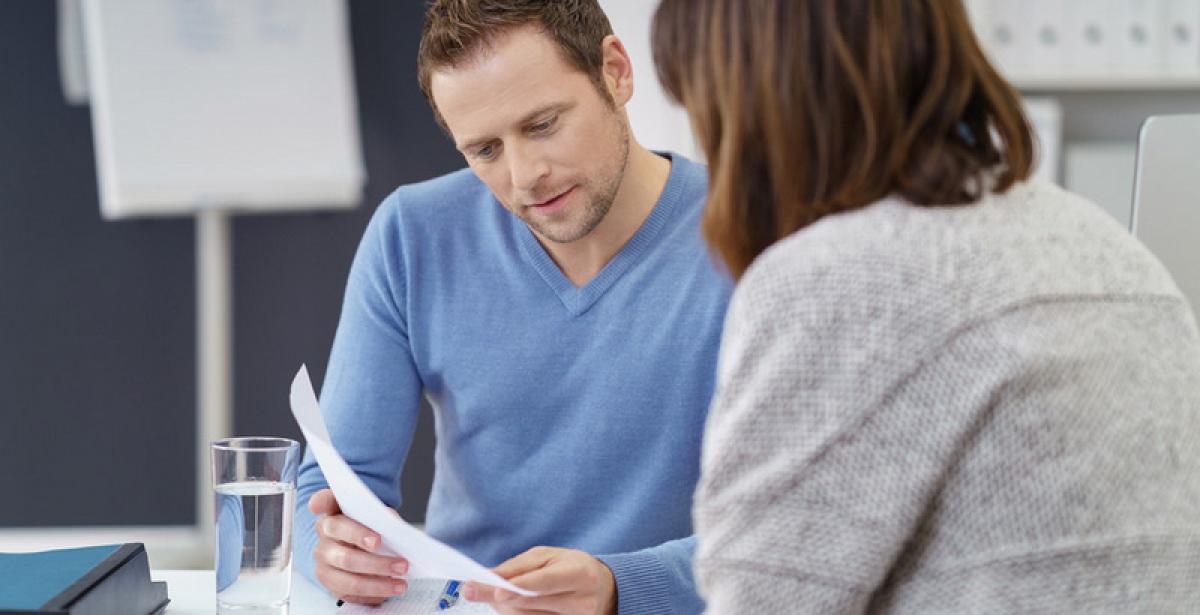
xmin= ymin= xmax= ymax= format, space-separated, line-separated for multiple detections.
xmin=461 ymin=546 xmax=617 ymax=615
xmin=308 ymin=488 xmax=409 ymax=605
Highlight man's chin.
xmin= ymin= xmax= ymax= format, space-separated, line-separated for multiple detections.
xmin=529 ymin=223 xmax=589 ymax=245
xmin=517 ymin=201 xmax=609 ymax=245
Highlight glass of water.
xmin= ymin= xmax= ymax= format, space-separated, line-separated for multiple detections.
xmin=211 ymin=437 xmax=301 ymax=613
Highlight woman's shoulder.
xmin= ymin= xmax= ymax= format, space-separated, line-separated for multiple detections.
xmin=725 ymin=180 xmax=1191 ymax=378
xmin=741 ymin=180 xmax=1182 ymax=314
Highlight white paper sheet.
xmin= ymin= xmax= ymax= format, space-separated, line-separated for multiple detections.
xmin=288 ymin=365 xmax=535 ymax=597
xmin=338 ymin=579 xmax=498 ymax=614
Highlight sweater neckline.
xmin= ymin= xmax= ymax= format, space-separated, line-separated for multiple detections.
xmin=513 ymin=153 xmax=686 ymax=317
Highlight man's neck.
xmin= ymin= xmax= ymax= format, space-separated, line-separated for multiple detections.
xmin=540 ymin=144 xmax=672 ymax=287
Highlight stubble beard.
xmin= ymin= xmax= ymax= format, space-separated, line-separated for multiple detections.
xmin=524 ymin=115 xmax=630 ymax=245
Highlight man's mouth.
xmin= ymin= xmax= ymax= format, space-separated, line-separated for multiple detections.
xmin=529 ymin=186 xmax=576 ymax=210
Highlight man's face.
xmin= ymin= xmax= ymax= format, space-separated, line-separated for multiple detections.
xmin=431 ymin=26 xmax=630 ymax=244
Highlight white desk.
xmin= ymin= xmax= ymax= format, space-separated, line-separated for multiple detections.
xmin=151 ymin=570 xmax=339 ymax=614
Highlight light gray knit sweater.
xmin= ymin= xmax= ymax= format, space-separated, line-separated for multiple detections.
xmin=695 ymin=180 xmax=1200 ymax=613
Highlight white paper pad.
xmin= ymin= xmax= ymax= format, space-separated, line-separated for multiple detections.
xmin=338 ymin=579 xmax=498 ymax=614
xmin=289 ymin=365 xmax=535 ymax=597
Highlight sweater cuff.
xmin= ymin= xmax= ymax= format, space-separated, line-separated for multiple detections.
xmin=597 ymin=549 xmax=674 ymax=615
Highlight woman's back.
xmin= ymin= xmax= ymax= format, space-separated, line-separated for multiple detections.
xmin=697 ymin=181 xmax=1200 ymax=612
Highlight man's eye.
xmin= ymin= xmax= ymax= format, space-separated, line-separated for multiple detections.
xmin=530 ymin=117 xmax=556 ymax=133
xmin=475 ymin=144 xmax=496 ymax=159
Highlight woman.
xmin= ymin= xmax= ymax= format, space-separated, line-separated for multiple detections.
xmin=652 ymin=1 xmax=1200 ymax=612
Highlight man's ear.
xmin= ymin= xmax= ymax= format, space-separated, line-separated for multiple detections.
xmin=599 ymin=34 xmax=634 ymax=107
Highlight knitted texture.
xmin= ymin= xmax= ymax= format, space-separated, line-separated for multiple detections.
xmin=294 ymin=155 xmax=727 ymax=613
xmin=697 ymin=180 xmax=1200 ymax=613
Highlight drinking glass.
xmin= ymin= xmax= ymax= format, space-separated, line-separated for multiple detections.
xmin=211 ymin=437 xmax=301 ymax=613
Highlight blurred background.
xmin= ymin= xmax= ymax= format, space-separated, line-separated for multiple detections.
xmin=1 ymin=0 xmax=1198 ymax=569
xmin=0 ymin=0 xmax=457 ymax=567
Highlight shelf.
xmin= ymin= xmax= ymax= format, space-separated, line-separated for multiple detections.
xmin=1009 ymin=74 xmax=1200 ymax=91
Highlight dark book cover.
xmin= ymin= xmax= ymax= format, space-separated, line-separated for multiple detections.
xmin=0 ymin=543 xmax=169 ymax=614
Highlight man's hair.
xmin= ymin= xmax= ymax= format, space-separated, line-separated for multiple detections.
xmin=417 ymin=0 xmax=616 ymax=127
xmin=652 ymin=0 xmax=1036 ymax=279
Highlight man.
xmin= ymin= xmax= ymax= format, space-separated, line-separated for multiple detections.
xmin=294 ymin=1 xmax=730 ymax=613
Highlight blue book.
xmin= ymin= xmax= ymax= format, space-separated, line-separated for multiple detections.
xmin=0 ymin=543 xmax=168 ymax=614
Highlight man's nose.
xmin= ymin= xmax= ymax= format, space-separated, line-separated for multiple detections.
xmin=508 ymin=143 xmax=550 ymax=194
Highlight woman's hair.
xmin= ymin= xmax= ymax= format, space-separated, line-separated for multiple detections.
xmin=652 ymin=0 xmax=1035 ymax=279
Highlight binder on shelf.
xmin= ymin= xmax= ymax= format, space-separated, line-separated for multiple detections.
xmin=1113 ymin=0 xmax=1164 ymax=73
xmin=1031 ymin=1 xmax=1067 ymax=75
xmin=1064 ymin=0 xmax=1115 ymax=74
xmin=1163 ymin=0 xmax=1200 ymax=73
xmin=975 ymin=0 xmax=1036 ymax=76
xmin=976 ymin=0 xmax=1200 ymax=85
xmin=0 ymin=543 xmax=168 ymax=614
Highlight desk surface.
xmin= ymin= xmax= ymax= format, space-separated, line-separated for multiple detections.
xmin=151 ymin=569 xmax=338 ymax=614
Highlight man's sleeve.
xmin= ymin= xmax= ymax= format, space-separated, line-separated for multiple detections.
xmin=293 ymin=194 xmax=425 ymax=587
xmin=597 ymin=535 xmax=704 ymax=614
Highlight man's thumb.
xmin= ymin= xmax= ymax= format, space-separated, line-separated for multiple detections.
xmin=308 ymin=488 xmax=339 ymax=515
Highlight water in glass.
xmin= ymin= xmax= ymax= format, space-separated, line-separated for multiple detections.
xmin=214 ymin=480 xmax=295 ymax=611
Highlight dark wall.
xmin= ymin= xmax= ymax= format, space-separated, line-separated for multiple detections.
xmin=0 ymin=0 xmax=456 ymax=526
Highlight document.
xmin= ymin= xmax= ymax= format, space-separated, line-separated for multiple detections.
xmin=338 ymin=579 xmax=497 ymax=614
xmin=288 ymin=365 xmax=535 ymax=597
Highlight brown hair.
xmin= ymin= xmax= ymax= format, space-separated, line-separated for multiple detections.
xmin=418 ymin=0 xmax=615 ymax=126
xmin=652 ymin=0 xmax=1036 ymax=279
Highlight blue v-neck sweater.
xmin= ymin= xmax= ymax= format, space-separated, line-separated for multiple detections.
xmin=294 ymin=155 xmax=731 ymax=613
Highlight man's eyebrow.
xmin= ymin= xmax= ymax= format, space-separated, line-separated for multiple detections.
xmin=456 ymin=102 xmax=575 ymax=152
xmin=516 ymin=101 xmax=573 ymax=127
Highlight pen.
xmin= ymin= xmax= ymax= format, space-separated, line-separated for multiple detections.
xmin=438 ymin=580 xmax=461 ymax=610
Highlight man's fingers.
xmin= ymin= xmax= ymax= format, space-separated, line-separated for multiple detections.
xmin=501 ymin=563 xmax=582 ymax=596
xmin=308 ymin=489 xmax=339 ymax=515
xmin=464 ymin=582 xmax=572 ymax=609
xmin=491 ymin=591 xmax=586 ymax=613
xmin=317 ymin=541 xmax=408 ymax=578
xmin=466 ymin=584 xmax=590 ymax=615
xmin=316 ymin=564 xmax=407 ymax=599
xmin=319 ymin=515 xmax=381 ymax=552
xmin=492 ymin=546 xmax=556 ymax=579
xmin=492 ymin=606 xmax=559 ymax=615
xmin=463 ymin=581 xmax=498 ymax=603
